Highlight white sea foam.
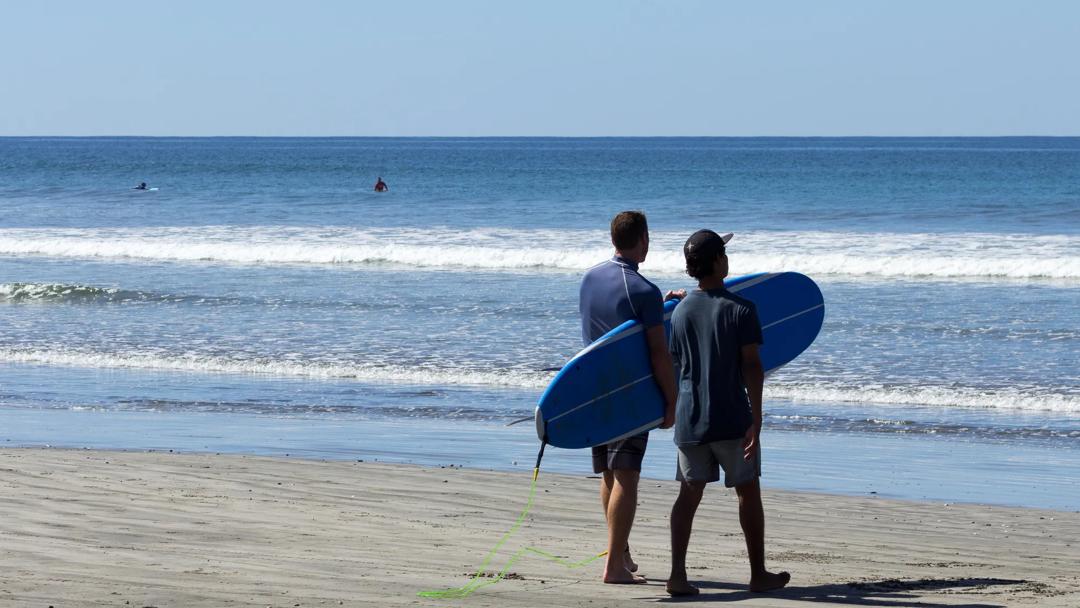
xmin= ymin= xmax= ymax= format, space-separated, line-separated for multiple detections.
xmin=767 ymin=383 xmax=1080 ymax=413
xmin=3 ymin=348 xmax=1077 ymax=413
xmin=0 ymin=282 xmax=233 ymax=304
xmin=0 ymin=282 xmax=123 ymax=302
xmin=0 ymin=226 xmax=1077 ymax=281
xmin=0 ymin=348 xmax=552 ymax=389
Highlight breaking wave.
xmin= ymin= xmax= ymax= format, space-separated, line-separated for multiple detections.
xmin=767 ymin=382 xmax=1080 ymax=414
xmin=0 ymin=227 xmax=1076 ymax=281
xmin=0 ymin=348 xmax=551 ymax=389
xmin=0 ymin=282 xmax=190 ymax=304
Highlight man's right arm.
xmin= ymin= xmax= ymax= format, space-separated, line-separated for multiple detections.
xmin=740 ymin=342 xmax=765 ymax=461
xmin=645 ymin=324 xmax=677 ymax=429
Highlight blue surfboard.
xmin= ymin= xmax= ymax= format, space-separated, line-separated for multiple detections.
xmin=535 ymin=272 xmax=824 ymax=449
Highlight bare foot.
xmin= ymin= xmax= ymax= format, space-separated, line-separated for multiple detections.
xmin=749 ymin=570 xmax=790 ymax=592
xmin=624 ymin=546 xmax=638 ymax=573
xmin=665 ymin=578 xmax=700 ymax=597
xmin=603 ymin=567 xmax=647 ymax=584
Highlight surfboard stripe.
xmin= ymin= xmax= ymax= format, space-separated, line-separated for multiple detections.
xmin=600 ymin=417 xmax=666 ymax=445
xmin=728 ymin=272 xmax=779 ymax=293
xmin=545 ymin=373 xmax=655 ymax=424
xmin=574 ymin=325 xmax=643 ymax=359
xmin=762 ymin=303 xmax=825 ymax=330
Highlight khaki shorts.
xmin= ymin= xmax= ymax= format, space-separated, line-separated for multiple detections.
xmin=675 ymin=438 xmax=760 ymax=487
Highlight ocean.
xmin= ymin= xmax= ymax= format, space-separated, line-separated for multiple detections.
xmin=1 ymin=137 xmax=1077 ymax=510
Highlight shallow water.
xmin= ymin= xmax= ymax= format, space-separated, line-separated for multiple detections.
xmin=1 ymin=137 xmax=1077 ymax=509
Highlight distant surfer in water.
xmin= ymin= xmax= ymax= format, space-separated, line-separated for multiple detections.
xmin=133 ymin=182 xmax=148 ymax=190
xmin=579 ymin=210 xmax=683 ymax=584
xmin=665 ymin=229 xmax=790 ymax=596
xmin=373 ymin=177 xmax=389 ymax=192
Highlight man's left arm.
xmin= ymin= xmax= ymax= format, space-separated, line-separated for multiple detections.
xmin=638 ymin=286 xmax=679 ymax=429
xmin=645 ymin=324 xmax=678 ymax=429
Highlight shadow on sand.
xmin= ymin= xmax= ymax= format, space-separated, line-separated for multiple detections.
xmin=645 ymin=576 xmax=1030 ymax=607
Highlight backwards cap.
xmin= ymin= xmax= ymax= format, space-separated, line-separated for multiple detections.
xmin=683 ymin=229 xmax=733 ymax=260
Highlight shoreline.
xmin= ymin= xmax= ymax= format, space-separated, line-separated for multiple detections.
xmin=4 ymin=405 xmax=1079 ymax=512
xmin=1 ymin=448 xmax=1077 ymax=607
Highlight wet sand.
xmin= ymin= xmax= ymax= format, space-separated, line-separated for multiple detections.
xmin=1 ymin=448 xmax=1077 ymax=607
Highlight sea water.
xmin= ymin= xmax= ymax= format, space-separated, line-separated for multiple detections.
xmin=1 ymin=137 xmax=1077 ymax=509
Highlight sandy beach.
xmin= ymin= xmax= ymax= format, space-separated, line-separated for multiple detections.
xmin=0 ymin=448 xmax=1077 ymax=608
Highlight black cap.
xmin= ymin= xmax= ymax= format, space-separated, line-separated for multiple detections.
xmin=683 ymin=229 xmax=734 ymax=260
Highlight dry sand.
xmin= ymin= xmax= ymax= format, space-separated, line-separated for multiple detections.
xmin=0 ymin=448 xmax=1077 ymax=607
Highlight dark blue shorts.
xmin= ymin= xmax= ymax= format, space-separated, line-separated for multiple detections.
xmin=591 ymin=433 xmax=649 ymax=473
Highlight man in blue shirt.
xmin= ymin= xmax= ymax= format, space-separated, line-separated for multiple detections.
xmin=665 ymin=229 xmax=790 ymax=596
xmin=580 ymin=210 xmax=682 ymax=584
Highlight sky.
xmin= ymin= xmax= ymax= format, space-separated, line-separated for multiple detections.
xmin=2 ymin=1 xmax=1078 ymax=136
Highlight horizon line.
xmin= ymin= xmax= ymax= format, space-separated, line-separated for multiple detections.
xmin=2 ymin=134 xmax=1079 ymax=139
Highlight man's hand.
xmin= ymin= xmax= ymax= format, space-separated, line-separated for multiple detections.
xmin=742 ymin=422 xmax=760 ymax=462
xmin=664 ymin=289 xmax=686 ymax=302
xmin=660 ymin=403 xmax=676 ymax=429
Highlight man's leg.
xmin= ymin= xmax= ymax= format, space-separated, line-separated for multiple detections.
xmin=600 ymin=470 xmax=613 ymax=512
xmin=600 ymin=470 xmax=638 ymax=573
xmin=603 ymin=468 xmax=644 ymax=583
xmin=734 ymin=479 xmax=790 ymax=592
xmin=666 ymin=480 xmax=705 ymax=596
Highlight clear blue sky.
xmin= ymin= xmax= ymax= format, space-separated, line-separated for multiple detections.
xmin=2 ymin=1 xmax=1078 ymax=136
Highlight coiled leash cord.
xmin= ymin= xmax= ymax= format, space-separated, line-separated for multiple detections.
xmin=418 ymin=441 xmax=608 ymax=599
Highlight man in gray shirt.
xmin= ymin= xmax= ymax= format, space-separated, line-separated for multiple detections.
xmin=665 ymin=229 xmax=790 ymax=596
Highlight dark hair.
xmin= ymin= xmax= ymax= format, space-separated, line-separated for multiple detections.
xmin=685 ymin=252 xmax=720 ymax=279
xmin=683 ymin=229 xmax=726 ymax=279
xmin=610 ymin=211 xmax=648 ymax=251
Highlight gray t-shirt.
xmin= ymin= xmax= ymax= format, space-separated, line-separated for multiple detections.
xmin=669 ymin=288 xmax=764 ymax=445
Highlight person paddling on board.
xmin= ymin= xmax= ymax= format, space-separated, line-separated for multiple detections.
xmin=579 ymin=210 xmax=684 ymax=584
xmin=665 ymin=229 xmax=790 ymax=596
xmin=374 ymin=177 xmax=389 ymax=192
xmin=133 ymin=182 xmax=148 ymax=190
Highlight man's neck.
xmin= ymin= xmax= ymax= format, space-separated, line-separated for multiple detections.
xmin=697 ymin=274 xmax=726 ymax=290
